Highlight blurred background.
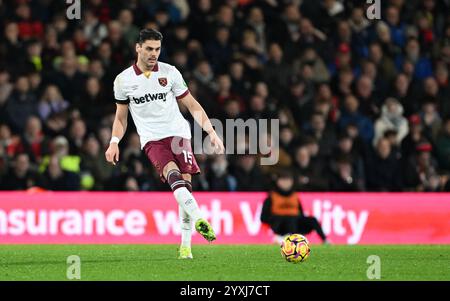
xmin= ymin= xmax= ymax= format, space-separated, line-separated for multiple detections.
xmin=0 ymin=0 xmax=450 ymax=193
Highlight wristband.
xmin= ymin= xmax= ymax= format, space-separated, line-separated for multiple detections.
xmin=110 ymin=136 xmax=120 ymax=144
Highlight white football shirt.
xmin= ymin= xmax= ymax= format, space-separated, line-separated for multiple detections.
xmin=113 ymin=61 xmax=192 ymax=149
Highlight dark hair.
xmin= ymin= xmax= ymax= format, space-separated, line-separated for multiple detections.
xmin=383 ymin=129 xmax=398 ymax=138
xmin=337 ymin=132 xmax=352 ymax=141
xmin=311 ymin=111 xmax=325 ymax=119
xmin=137 ymin=29 xmax=163 ymax=44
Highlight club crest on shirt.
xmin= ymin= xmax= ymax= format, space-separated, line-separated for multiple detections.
xmin=158 ymin=77 xmax=168 ymax=87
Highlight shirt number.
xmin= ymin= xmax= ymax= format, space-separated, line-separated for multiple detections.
xmin=182 ymin=150 xmax=193 ymax=165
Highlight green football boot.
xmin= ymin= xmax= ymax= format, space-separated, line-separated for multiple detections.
xmin=195 ymin=218 xmax=216 ymax=242
xmin=178 ymin=246 xmax=193 ymax=259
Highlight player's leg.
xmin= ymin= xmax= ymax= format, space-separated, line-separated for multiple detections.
xmin=163 ymin=161 xmax=201 ymax=221
xmin=143 ymin=138 xmax=213 ymax=259
xmin=269 ymin=216 xmax=292 ymax=244
xmin=162 ymin=162 xmax=216 ymax=242
xmin=161 ymin=162 xmax=194 ymax=259
xmin=171 ymin=137 xmax=216 ymax=242
xmin=307 ymin=216 xmax=327 ymax=242
xmin=297 ymin=216 xmax=328 ymax=243
xmin=177 ymin=173 xmax=193 ymax=258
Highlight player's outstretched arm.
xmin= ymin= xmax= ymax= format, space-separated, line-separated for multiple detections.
xmin=179 ymin=93 xmax=225 ymax=154
xmin=105 ymin=104 xmax=129 ymax=165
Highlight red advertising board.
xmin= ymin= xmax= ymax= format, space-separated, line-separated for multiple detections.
xmin=0 ymin=192 xmax=449 ymax=244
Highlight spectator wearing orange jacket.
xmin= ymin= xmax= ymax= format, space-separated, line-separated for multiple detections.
xmin=260 ymin=169 xmax=328 ymax=244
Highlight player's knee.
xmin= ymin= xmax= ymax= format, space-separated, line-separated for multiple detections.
xmin=167 ymin=169 xmax=191 ymax=192
xmin=162 ymin=161 xmax=179 ymax=178
xmin=167 ymin=169 xmax=184 ymax=191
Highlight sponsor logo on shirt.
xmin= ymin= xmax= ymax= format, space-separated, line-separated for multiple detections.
xmin=132 ymin=92 xmax=167 ymax=104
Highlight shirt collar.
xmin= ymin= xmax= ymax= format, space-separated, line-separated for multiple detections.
xmin=133 ymin=62 xmax=158 ymax=75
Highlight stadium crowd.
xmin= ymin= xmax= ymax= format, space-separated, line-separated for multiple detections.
xmin=0 ymin=0 xmax=450 ymax=192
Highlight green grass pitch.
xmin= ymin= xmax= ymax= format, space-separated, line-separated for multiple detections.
xmin=0 ymin=245 xmax=448 ymax=281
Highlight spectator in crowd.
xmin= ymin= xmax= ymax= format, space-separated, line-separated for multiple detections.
xmin=14 ymin=3 xmax=44 ymax=41
xmin=244 ymin=94 xmax=273 ymax=122
xmin=80 ymin=134 xmax=114 ymax=190
xmin=279 ymin=125 xmax=297 ymax=159
xmin=124 ymin=176 xmax=140 ymax=191
xmin=287 ymin=79 xmax=315 ymax=128
xmin=328 ymin=155 xmax=361 ymax=192
xmin=419 ymin=98 xmax=442 ymax=142
xmin=81 ymin=9 xmax=108 ymax=48
xmin=50 ymin=53 xmax=87 ymax=103
xmin=373 ymin=97 xmax=409 ymax=147
xmin=39 ymin=136 xmax=81 ymax=176
xmin=15 ymin=116 xmax=49 ymax=164
xmin=360 ymin=59 xmax=389 ymax=103
xmin=75 ymin=77 xmax=114 ymax=130
xmin=213 ymin=73 xmax=239 ymax=114
xmin=263 ymin=42 xmax=292 ymax=100
xmin=422 ymin=77 xmax=440 ymax=105
xmin=207 ymin=154 xmax=237 ymax=191
xmin=390 ymin=73 xmax=418 ymax=117
xmin=233 ymin=154 xmax=266 ymax=191
xmin=41 ymin=155 xmax=80 ymax=191
xmin=292 ymin=145 xmax=328 ymax=191
xmin=368 ymin=42 xmax=397 ymax=85
xmin=339 ymin=94 xmax=374 ymax=143
xmin=395 ymin=37 xmax=433 ymax=80
xmin=105 ymin=20 xmax=134 ymax=69
xmin=118 ymin=9 xmax=140 ymax=48
xmin=355 ymin=75 xmax=380 ymax=119
xmin=121 ymin=155 xmax=157 ymax=191
xmin=366 ymin=138 xmax=402 ymax=191
xmin=314 ymin=83 xmax=339 ymax=124
xmin=228 ymin=59 xmax=251 ymax=99
xmin=434 ymin=62 xmax=450 ymax=117
xmin=260 ymin=169 xmax=328 ymax=244
xmin=205 ymin=26 xmax=233 ymax=74
xmin=121 ymin=133 xmax=144 ymax=163
xmin=383 ymin=129 xmax=403 ymax=160
xmin=374 ymin=21 xmax=401 ymax=62
xmin=0 ymin=69 xmax=13 ymax=106
xmin=0 ymin=123 xmax=19 ymax=158
xmin=1 ymin=153 xmax=41 ymax=190
xmin=436 ymin=116 xmax=450 ymax=171
xmin=385 ymin=5 xmax=407 ymax=48
xmin=4 ymin=75 xmax=38 ymax=133
xmin=403 ymin=141 xmax=441 ymax=191
xmin=331 ymin=133 xmax=366 ymax=190
xmin=304 ymin=112 xmax=336 ymax=157
xmin=37 ymin=84 xmax=69 ymax=121
xmin=68 ymin=118 xmax=87 ymax=155
xmin=401 ymin=114 xmax=425 ymax=160
xmin=0 ymin=22 xmax=23 ymax=70
xmin=0 ymin=143 xmax=8 ymax=177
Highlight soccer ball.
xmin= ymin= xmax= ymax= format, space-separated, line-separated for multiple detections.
xmin=280 ymin=234 xmax=311 ymax=263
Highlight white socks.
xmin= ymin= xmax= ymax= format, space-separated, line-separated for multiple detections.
xmin=179 ymin=206 xmax=192 ymax=247
xmin=173 ymin=187 xmax=202 ymax=228
xmin=174 ymin=187 xmax=203 ymax=249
